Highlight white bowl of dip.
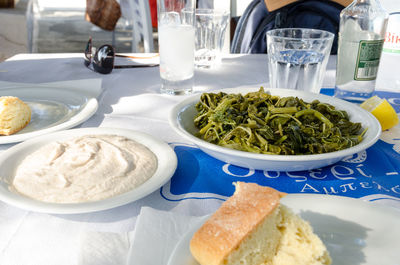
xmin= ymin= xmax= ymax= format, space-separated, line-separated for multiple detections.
xmin=0 ymin=127 xmax=177 ymax=214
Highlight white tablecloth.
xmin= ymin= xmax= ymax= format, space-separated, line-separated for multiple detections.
xmin=0 ymin=53 xmax=397 ymax=265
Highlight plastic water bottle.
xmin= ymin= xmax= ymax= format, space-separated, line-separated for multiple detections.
xmin=334 ymin=0 xmax=389 ymax=102
xmin=376 ymin=12 xmax=400 ymax=91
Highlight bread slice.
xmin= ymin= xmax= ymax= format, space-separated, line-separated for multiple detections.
xmin=272 ymin=205 xmax=332 ymax=265
xmin=0 ymin=96 xmax=31 ymax=135
xmin=190 ymin=182 xmax=331 ymax=265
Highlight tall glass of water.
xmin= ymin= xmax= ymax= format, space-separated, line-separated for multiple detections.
xmin=157 ymin=0 xmax=196 ymax=95
xmin=266 ymin=28 xmax=334 ymax=94
xmin=195 ymin=9 xmax=229 ymax=69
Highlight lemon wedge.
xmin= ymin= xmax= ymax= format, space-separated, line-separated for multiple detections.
xmin=360 ymin=96 xmax=399 ymax=131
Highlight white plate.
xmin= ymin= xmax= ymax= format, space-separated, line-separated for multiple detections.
xmin=168 ymin=194 xmax=400 ymax=265
xmin=169 ymin=87 xmax=381 ymax=171
xmin=0 ymin=86 xmax=99 ymax=144
xmin=0 ymin=128 xmax=177 ymax=214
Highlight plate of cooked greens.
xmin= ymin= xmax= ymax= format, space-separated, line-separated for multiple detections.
xmin=169 ymin=86 xmax=381 ymax=171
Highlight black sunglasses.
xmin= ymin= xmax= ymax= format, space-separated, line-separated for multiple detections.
xmin=84 ymin=37 xmax=159 ymax=74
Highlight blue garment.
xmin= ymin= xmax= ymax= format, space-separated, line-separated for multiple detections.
xmin=231 ymin=0 xmax=344 ymax=54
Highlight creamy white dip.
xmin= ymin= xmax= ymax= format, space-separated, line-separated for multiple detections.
xmin=11 ymin=134 xmax=158 ymax=203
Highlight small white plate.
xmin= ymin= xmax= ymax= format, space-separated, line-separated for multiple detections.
xmin=169 ymin=87 xmax=381 ymax=171
xmin=0 ymin=128 xmax=177 ymax=214
xmin=168 ymin=194 xmax=400 ymax=265
xmin=0 ymin=86 xmax=99 ymax=144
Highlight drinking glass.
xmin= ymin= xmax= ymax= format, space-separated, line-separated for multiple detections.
xmin=195 ymin=9 xmax=229 ymax=69
xmin=266 ymin=28 xmax=334 ymax=94
xmin=157 ymin=0 xmax=196 ymax=95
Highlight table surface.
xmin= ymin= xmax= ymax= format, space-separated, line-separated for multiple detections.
xmin=0 ymin=53 xmax=399 ymax=265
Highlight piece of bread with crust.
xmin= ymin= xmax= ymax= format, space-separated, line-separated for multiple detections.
xmin=190 ymin=182 xmax=332 ymax=265
xmin=0 ymin=96 xmax=31 ymax=135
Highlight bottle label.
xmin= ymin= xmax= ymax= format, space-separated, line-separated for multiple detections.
xmin=383 ymin=13 xmax=400 ymax=54
xmin=354 ymin=40 xmax=384 ymax=81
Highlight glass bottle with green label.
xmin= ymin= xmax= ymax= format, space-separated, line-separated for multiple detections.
xmin=334 ymin=0 xmax=389 ymax=102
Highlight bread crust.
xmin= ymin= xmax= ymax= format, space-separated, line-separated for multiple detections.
xmin=190 ymin=182 xmax=285 ymax=265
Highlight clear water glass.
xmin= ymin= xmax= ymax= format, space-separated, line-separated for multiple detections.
xmin=194 ymin=9 xmax=229 ymax=69
xmin=266 ymin=28 xmax=334 ymax=94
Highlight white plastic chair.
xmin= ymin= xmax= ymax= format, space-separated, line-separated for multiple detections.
xmin=123 ymin=0 xmax=154 ymax=52
xmin=26 ymin=0 xmax=155 ymax=53
xmin=26 ymin=0 xmax=93 ymax=53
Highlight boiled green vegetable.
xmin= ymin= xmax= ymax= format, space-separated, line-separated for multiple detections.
xmin=193 ymin=87 xmax=366 ymax=155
